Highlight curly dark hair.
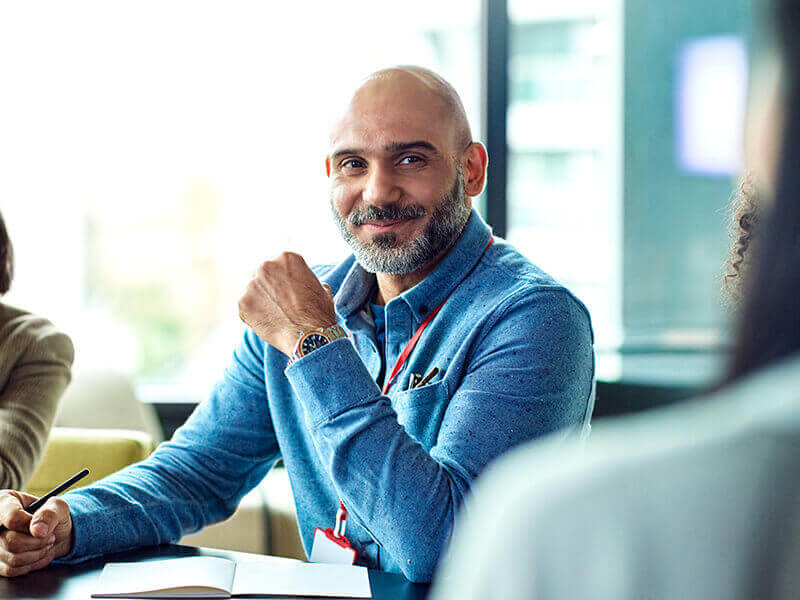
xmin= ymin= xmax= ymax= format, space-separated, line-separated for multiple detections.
xmin=722 ymin=174 xmax=761 ymax=303
xmin=727 ymin=0 xmax=800 ymax=382
xmin=0 ymin=211 xmax=12 ymax=295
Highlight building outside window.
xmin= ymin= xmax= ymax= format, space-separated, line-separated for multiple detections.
xmin=506 ymin=0 xmax=623 ymax=352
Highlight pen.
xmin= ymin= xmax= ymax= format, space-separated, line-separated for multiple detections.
xmin=0 ymin=468 xmax=89 ymax=533
xmin=416 ymin=367 xmax=439 ymax=388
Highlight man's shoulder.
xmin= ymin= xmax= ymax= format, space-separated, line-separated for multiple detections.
xmin=473 ymin=238 xmax=591 ymax=324
xmin=481 ymin=237 xmax=565 ymax=290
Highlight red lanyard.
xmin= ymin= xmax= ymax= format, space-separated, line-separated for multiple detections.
xmin=381 ymin=295 xmax=449 ymax=395
xmin=329 ymin=238 xmax=494 ymax=545
xmin=380 ymin=237 xmax=494 ymax=396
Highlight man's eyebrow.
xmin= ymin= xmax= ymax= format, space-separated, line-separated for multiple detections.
xmin=384 ymin=140 xmax=440 ymax=155
xmin=330 ymin=147 xmax=362 ymax=161
xmin=330 ymin=141 xmax=441 ymax=161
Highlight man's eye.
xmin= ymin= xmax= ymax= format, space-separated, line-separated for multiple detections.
xmin=399 ymin=155 xmax=423 ymax=165
xmin=342 ymin=159 xmax=365 ymax=169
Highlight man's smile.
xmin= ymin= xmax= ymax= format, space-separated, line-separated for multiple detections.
xmin=359 ymin=217 xmax=421 ymax=234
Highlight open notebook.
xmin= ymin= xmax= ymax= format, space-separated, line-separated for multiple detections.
xmin=91 ymin=556 xmax=372 ymax=598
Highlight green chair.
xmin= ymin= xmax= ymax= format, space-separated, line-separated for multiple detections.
xmin=25 ymin=427 xmax=154 ymax=498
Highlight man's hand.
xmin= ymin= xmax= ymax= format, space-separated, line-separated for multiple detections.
xmin=238 ymin=252 xmax=337 ymax=356
xmin=0 ymin=490 xmax=73 ymax=577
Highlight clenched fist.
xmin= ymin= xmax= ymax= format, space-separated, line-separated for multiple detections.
xmin=0 ymin=490 xmax=73 ymax=577
xmin=238 ymin=252 xmax=337 ymax=356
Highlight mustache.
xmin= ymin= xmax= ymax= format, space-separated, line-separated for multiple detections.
xmin=347 ymin=203 xmax=427 ymax=226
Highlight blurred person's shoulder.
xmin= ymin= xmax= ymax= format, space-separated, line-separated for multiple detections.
xmin=0 ymin=302 xmax=74 ymax=371
xmin=474 ymin=348 xmax=800 ymax=509
xmin=437 ymin=352 xmax=800 ymax=599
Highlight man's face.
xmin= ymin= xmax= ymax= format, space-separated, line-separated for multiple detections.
xmin=327 ymin=79 xmax=470 ymax=274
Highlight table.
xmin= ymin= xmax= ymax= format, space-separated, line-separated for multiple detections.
xmin=0 ymin=544 xmax=431 ymax=600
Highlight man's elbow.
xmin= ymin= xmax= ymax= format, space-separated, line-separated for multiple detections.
xmin=400 ymin=557 xmax=440 ymax=584
xmin=396 ymin=535 xmax=451 ymax=583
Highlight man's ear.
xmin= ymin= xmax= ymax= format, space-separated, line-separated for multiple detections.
xmin=461 ymin=142 xmax=488 ymax=197
xmin=324 ymin=156 xmax=332 ymax=177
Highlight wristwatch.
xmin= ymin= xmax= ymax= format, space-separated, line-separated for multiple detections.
xmin=289 ymin=324 xmax=348 ymax=364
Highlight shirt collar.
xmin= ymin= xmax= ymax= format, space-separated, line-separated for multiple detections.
xmin=334 ymin=209 xmax=493 ymax=323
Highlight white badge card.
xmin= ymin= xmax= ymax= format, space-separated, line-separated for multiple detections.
xmin=310 ymin=527 xmax=357 ymax=565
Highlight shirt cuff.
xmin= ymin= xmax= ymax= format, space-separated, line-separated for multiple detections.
xmin=53 ymin=492 xmax=106 ymax=564
xmin=285 ymin=337 xmax=381 ymax=427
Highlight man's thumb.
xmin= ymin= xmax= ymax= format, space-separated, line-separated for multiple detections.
xmin=30 ymin=520 xmax=49 ymax=537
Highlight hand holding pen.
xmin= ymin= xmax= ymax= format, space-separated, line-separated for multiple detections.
xmin=0 ymin=468 xmax=88 ymax=578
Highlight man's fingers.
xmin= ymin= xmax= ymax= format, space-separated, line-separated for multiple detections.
xmin=0 ymin=542 xmax=54 ymax=570
xmin=1 ymin=529 xmax=54 ymax=553
xmin=0 ymin=545 xmax=55 ymax=578
xmin=30 ymin=498 xmax=69 ymax=539
xmin=0 ymin=492 xmax=34 ymax=532
xmin=8 ymin=491 xmax=38 ymax=506
xmin=281 ymin=251 xmax=307 ymax=268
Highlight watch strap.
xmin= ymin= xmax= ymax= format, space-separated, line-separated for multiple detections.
xmin=290 ymin=324 xmax=347 ymax=364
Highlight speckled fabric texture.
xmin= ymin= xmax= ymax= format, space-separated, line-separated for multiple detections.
xmin=61 ymin=210 xmax=593 ymax=582
xmin=0 ymin=302 xmax=73 ymax=489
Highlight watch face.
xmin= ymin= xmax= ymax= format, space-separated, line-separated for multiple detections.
xmin=300 ymin=332 xmax=330 ymax=355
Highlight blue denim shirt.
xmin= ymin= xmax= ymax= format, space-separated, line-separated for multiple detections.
xmin=59 ymin=210 xmax=594 ymax=582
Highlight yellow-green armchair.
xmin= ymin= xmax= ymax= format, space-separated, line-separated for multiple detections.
xmin=24 ymin=427 xmax=154 ymax=498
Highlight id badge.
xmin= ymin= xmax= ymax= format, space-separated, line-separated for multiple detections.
xmin=310 ymin=527 xmax=357 ymax=564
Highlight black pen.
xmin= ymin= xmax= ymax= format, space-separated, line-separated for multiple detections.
xmin=0 ymin=468 xmax=89 ymax=533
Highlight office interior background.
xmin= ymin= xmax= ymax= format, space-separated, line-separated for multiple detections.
xmin=0 ymin=0 xmax=753 ymax=417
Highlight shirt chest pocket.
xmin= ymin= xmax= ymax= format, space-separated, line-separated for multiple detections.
xmin=391 ymin=379 xmax=450 ymax=451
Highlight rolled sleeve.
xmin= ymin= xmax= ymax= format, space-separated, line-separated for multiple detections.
xmin=285 ymin=338 xmax=381 ymax=427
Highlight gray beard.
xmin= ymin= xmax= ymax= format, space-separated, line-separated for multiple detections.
xmin=331 ymin=164 xmax=470 ymax=275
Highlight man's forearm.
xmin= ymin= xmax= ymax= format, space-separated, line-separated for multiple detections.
xmin=58 ymin=439 xmax=245 ymax=563
xmin=56 ymin=370 xmax=280 ymax=564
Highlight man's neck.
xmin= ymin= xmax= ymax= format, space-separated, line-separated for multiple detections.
xmin=373 ymin=244 xmax=451 ymax=306
xmin=374 ymin=271 xmax=427 ymax=306
xmin=372 ymin=215 xmax=472 ymax=306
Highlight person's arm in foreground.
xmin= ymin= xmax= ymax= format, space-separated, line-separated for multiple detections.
xmin=240 ymin=253 xmax=594 ymax=582
xmin=0 ymin=324 xmax=73 ymax=489
xmin=0 ymin=327 xmax=280 ymax=577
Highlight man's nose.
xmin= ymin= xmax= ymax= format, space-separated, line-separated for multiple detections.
xmin=362 ymin=165 xmax=401 ymax=206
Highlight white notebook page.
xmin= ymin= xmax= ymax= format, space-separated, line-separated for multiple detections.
xmin=231 ymin=561 xmax=372 ymax=598
xmin=93 ymin=557 xmax=236 ymax=597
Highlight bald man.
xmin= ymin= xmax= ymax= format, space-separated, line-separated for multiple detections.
xmin=0 ymin=67 xmax=594 ymax=582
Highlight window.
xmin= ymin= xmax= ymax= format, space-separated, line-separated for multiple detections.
xmin=506 ymin=0 xmax=622 ymax=349
xmin=1 ymin=1 xmax=481 ymax=386
xmin=1 ymin=0 xmax=754 ymax=393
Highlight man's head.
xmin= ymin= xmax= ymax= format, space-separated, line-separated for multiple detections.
xmin=327 ymin=66 xmax=488 ymax=274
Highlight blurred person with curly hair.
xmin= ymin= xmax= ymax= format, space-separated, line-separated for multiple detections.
xmin=724 ymin=174 xmax=762 ymax=302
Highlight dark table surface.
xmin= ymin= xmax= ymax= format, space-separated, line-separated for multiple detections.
xmin=0 ymin=544 xmax=431 ymax=600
